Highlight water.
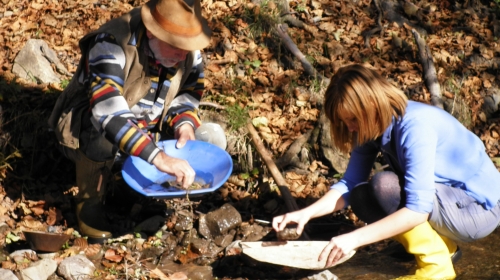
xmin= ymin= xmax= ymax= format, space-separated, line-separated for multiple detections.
xmin=330 ymin=228 xmax=500 ymax=279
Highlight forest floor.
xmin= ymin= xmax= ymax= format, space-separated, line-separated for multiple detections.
xmin=0 ymin=0 xmax=500 ymax=279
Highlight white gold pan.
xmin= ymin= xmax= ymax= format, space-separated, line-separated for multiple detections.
xmin=240 ymin=241 xmax=355 ymax=270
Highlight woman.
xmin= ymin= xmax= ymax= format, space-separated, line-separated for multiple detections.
xmin=272 ymin=64 xmax=500 ymax=279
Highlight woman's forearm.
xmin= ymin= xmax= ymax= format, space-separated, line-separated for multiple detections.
xmin=349 ymin=207 xmax=429 ymax=247
xmin=301 ymin=189 xmax=346 ymax=219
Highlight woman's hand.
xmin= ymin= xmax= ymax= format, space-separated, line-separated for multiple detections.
xmin=174 ymin=123 xmax=195 ymax=148
xmin=152 ymin=151 xmax=195 ymax=189
xmin=319 ymin=233 xmax=359 ymax=267
xmin=272 ymin=209 xmax=311 ymax=236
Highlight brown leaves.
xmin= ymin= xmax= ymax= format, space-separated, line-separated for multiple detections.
xmin=46 ymin=207 xmax=63 ymax=226
xmin=104 ymin=248 xmax=123 ymax=263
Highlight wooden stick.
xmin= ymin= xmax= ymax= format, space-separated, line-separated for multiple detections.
xmin=246 ymin=122 xmax=288 ymax=187
xmin=411 ymin=29 xmax=444 ymax=109
xmin=245 ymin=123 xmax=300 ymax=209
xmin=246 ymin=122 xmax=310 ymax=240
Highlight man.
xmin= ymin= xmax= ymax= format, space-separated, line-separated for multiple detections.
xmin=48 ymin=0 xmax=226 ymax=243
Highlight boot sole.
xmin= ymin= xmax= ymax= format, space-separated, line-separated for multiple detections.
xmin=451 ymin=246 xmax=462 ymax=264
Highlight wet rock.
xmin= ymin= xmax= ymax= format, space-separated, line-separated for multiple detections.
xmin=276 ymin=226 xmax=300 ymax=240
xmin=19 ymin=258 xmax=57 ymax=280
xmin=238 ymin=223 xmax=271 ymax=242
xmin=163 ymin=231 xmax=179 ymax=251
xmin=190 ymin=237 xmax=211 ymax=255
xmin=175 ymin=213 xmax=194 ymax=232
xmin=180 ymin=229 xmax=198 ymax=248
xmin=57 ymin=255 xmax=95 ymax=280
xmin=161 ymin=249 xmax=177 ymax=263
xmin=197 ymin=214 xmax=210 ymax=239
xmin=134 ymin=215 xmax=166 ymax=234
xmin=204 ymin=203 xmax=242 ymax=238
xmin=214 ymin=229 xmax=236 ymax=247
xmin=140 ymin=246 xmax=167 ymax=262
xmin=157 ymin=260 xmax=213 ymax=280
xmin=206 ymin=242 xmax=225 ymax=259
xmin=0 ymin=268 xmax=18 ymax=280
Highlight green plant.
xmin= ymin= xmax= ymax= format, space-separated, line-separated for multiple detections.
xmin=244 ymin=59 xmax=262 ymax=74
xmin=296 ymin=0 xmax=307 ymax=12
xmin=309 ymin=76 xmax=323 ymax=94
xmin=225 ymin=103 xmax=248 ymax=131
xmin=221 ymin=14 xmax=235 ymax=28
xmin=242 ymin=0 xmax=282 ymax=39
xmin=443 ymin=74 xmax=472 ymax=128
xmin=5 ymin=232 xmax=21 ymax=244
xmin=35 ymin=29 xmax=43 ymax=38
xmin=60 ymin=79 xmax=70 ymax=89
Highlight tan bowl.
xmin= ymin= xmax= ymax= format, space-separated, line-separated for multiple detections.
xmin=23 ymin=230 xmax=71 ymax=252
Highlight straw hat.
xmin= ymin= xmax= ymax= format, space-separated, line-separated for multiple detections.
xmin=141 ymin=0 xmax=211 ymax=51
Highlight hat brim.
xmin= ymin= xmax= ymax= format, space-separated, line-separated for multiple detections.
xmin=141 ymin=0 xmax=211 ymax=51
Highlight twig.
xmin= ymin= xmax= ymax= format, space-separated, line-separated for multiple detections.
xmin=275 ymin=24 xmax=330 ymax=86
xmin=411 ymin=29 xmax=444 ymax=109
xmin=276 ymin=129 xmax=313 ymax=169
xmin=246 ymin=122 xmax=310 ymax=240
xmin=363 ymin=0 xmax=383 ymax=49
xmin=199 ymin=101 xmax=225 ymax=110
xmin=207 ymin=58 xmax=234 ymax=65
xmin=245 ymin=124 xmax=298 ymax=210
xmin=246 ymin=122 xmax=287 ymax=187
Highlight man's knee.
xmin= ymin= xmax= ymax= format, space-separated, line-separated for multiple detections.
xmin=195 ymin=122 xmax=227 ymax=150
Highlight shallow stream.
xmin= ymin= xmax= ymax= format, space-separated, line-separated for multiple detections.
xmin=330 ymin=228 xmax=500 ymax=279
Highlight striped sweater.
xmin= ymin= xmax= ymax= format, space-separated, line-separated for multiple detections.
xmin=81 ymin=31 xmax=204 ymax=163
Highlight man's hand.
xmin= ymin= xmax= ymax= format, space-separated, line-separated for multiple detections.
xmin=174 ymin=123 xmax=195 ymax=148
xmin=152 ymin=151 xmax=195 ymax=189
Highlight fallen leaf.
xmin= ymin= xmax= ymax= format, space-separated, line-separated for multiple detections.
xmin=104 ymin=248 xmax=123 ymax=263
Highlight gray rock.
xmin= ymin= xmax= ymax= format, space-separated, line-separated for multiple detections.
xmin=310 ymin=269 xmax=339 ymax=280
xmin=483 ymin=90 xmax=500 ymax=118
xmin=12 ymin=39 xmax=67 ymax=84
xmin=9 ymin=250 xmax=36 ymax=264
xmin=0 ymin=268 xmax=19 ymax=280
xmin=19 ymin=258 xmax=57 ymax=280
xmin=319 ymin=111 xmax=349 ymax=174
xmin=57 ymin=255 xmax=95 ymax=280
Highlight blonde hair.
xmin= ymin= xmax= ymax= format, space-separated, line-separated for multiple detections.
xmin=324 ymin=64 xmax=407 ymax=153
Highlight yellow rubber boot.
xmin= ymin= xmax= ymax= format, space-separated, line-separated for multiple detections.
xmin=439 ymin=234 xmax=462 ymax=264
xmin=392 ymin=222 xmax=456 ymax=279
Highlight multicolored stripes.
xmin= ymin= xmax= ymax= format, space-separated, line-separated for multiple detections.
xmin=84 ymin=32 xmax=204 ymax=163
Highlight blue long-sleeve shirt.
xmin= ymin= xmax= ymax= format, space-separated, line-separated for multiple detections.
xmin=331 ymin=101 xmax=500 ymax=213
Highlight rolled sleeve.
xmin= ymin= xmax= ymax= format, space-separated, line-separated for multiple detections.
xmin=329 ymin=142 xmax=379 ymax=206
xmin=398 ymin=123 xmax=438 ymax=213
